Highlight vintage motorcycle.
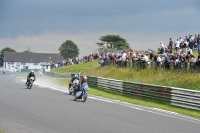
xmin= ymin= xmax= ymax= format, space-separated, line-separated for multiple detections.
xmin=68 ymin=79 xmax=79 ymax=95
xmin=73 ymin=85 xmax=88 ymax=102
xmin=27 ymin=76 xmax=34 ymax=89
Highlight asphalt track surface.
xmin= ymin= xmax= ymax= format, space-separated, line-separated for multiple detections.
xmin=0 ymin=72 xmax=200 ymax=133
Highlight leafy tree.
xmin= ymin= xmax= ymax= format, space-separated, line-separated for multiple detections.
xmin=0 ymin=47 xmax=16 ymax=66
xmin=96 ymin=35 xmax=131 ymax=50
xmin=58 ymin=40 xmax=79 ymax=59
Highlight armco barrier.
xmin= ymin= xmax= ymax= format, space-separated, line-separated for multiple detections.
xmin=87 ymin=76 xmax=98 ymax=87
xmin=97 ymin=77 xmax=123 ymax=93
xmin=46 ymin=72 xmax=200 ymax=111
xmin=88 ymin=76 xmax=199 ymax=110
xmin=170 ymin=87 xmax=200 ymax=110
xmin=123 ymin=82 xmax=171 ymax=104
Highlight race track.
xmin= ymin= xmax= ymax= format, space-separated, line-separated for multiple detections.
xmin=0 ymin=72 xmax=200 ymax=133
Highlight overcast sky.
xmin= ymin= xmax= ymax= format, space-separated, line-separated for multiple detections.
xmin=0 ymin=0 xmax=200 ymax=56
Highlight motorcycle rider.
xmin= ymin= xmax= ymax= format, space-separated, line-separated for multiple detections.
xmin=69 ymin=74 xmax=79 ymax=94
xmin=25 ymin=70 xmax=36 ymax=85
xmin=74 ymin=75 xmax=88 ymax=97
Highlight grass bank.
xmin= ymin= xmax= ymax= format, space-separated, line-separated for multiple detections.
xmin=52 ymin=60 xmax=200 ymax=90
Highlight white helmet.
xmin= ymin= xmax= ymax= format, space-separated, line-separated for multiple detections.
xmin=74 ymin=74 xmax=78 ymax=78
xmin=31 ymin=70 xmax=34 ymax=73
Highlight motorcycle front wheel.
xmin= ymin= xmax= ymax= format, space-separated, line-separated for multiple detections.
xmin=81 ymin=94 xmax=87 ymax=102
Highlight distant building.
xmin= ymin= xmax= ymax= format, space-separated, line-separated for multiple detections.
xmin=3 ymin=52 xmax=64 ymax=72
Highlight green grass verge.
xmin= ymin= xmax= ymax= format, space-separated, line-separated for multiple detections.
xmin=47 ymin=78 xmax=200 ymax=118
xmin=0 ymin=130 xmax=4 ymax=133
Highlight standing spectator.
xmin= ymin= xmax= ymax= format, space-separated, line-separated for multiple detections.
xmin=155 ymin=54 xmax=161 ymax=67
xmin=189 ymin=35 xmax=194 ymax=49
xmin=197 ymin=34 xmax=200 ymax=51
xmin=164 ymin=53 xmax=170 ymax=69
xmin=169 ymin=38 xmax=173 ymax=49
xmin=181 ymin=39 xmax=187 ymax=54
xmin=175 ymin=39 xmax=180 ymax=52
xmin=189 ymin=54 xmax=196 ymax=69
xmin=149 ymin=51 xmax=154 ymax=61
xmin=141 ymin=54 xmax=148 ymax=62
xmin=186 ymin=36 xmax=189 ymax=43
xmin=187 ymin=46 xmax=193 ymax=55
xmin=159 ymin=41 xmax=165 ymax=54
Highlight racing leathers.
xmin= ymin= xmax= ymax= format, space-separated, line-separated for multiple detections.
xmin=26 ymin=72 xmax=36 ymax=85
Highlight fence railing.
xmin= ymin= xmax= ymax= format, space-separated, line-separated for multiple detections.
xmin=87 ymin=76 xmax=200 ymax=111
xmin=100 ymin=60 xmax=200 ymax=72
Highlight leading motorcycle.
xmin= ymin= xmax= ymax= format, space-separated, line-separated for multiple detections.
xmin=73 ymin=86 xmax=88 ymax=102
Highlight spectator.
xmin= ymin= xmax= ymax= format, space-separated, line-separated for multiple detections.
xmin=175 ymin=39 xmax=180 ymax=52
xmin=116 ymin=55 xmax=122 ymax=66
xmin=159 ymin=41 xmax=165 ymax=54
xmin=181 ymin=39 xmax=187 ymax=54
xmin=189 ymin=35 xmax=194 ymax=49
xmin=149 ymin=51 xmax=154 ymax=61
xmin=155 ymin=54 xmax=161 ymax=67
xmin=141 ymin=54 xmax=148 ymax=62
xmin=196 ymin=51 xmax=200 ymax=66
xmin=187 ymin=46 xmax=193 ymax=55
xmin=189 ymin=54 xmax=196 ymax=69
xmin=164 ymin=53 xmax=170 ymax=69
xmin=169 ymin=38 xmax=173 ymax=49
xmin=198 ymin=34 xmax=200 ymax=51
xmin=170 ymin=54 xmax=175 ymax=62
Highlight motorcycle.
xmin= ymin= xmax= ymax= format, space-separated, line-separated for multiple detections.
xmin=73 ymin=86 xmax=88 ymax=102
xmin=68 ymin=79 xmax=79 ymax=95
xmin=27 ymin=77 xmax=34 ymax=89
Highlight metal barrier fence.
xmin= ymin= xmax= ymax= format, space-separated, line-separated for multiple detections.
xmin=87 ymin=76 xmax=200 ymax=111
xmin=170 ymin=87 xmax=200 ymax=110
xmin=101 ymin=60 xmax=200 ymax=71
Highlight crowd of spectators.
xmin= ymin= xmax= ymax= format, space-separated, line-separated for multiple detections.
xmin=97 ymin=33 xmax=200 ymax=70
xmin=53 ymin=33 xmax=200 ymax=70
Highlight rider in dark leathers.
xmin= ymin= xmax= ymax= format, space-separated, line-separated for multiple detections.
xmin=69 ymin=74 xmax=79 ymax=95
xmin=25 ymin=70 xmax=36 ymax=85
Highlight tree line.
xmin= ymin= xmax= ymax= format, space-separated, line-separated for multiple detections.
xmin=0 ymin=34 xmax=130 ymax=66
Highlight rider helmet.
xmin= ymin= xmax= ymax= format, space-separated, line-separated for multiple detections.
xmin=31 ymin=70 xmax=34 ymax=73
xmin=81 ymin=75 xmax=87 ymax=83
xmin=74 ymin=74 xmax=78 ymax=78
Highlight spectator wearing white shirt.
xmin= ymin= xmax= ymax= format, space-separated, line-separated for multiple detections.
xmin=141 ymin=54 xmax=148 ymax=62
xmin=155 ymin=54 xmax=161 ymax=67
xmin=159 ymin=41 xmax=165 ymax=54
xmin=175 ymin=39 xmax=180 ymax=52
xmin=122 ymin=51 xmax=126 ymax=62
